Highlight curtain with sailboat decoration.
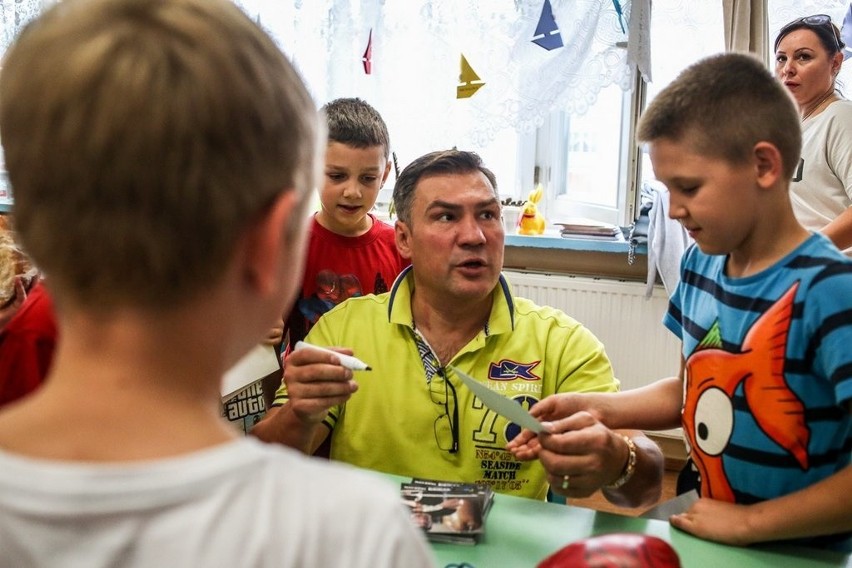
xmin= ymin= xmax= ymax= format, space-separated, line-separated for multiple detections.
xmin=238 ymin=0 xmax=637 ymax=161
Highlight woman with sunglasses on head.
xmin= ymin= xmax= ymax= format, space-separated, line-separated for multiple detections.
xmin=775 ymin=14 xmax=852 ymax=255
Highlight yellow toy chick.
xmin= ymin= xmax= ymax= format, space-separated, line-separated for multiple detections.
xmin=517 ymin=185 xmax=546 ymax=235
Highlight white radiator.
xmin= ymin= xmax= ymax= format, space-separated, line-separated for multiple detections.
xmin=503 ymin=270 xmax=682 ymax=395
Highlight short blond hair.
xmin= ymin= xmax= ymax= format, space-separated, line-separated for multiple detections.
xmin=0 ymin=0 xmax=320 ymax=310
xmin=637 ymin=53 xmax=801 ymax=181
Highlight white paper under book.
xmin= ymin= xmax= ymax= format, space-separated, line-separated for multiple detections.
xmin=220 ymin=344 xmax=280 ymax=401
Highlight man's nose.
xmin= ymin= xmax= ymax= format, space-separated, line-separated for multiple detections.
xmin=458 ymin=215 xmax=486 ymax=244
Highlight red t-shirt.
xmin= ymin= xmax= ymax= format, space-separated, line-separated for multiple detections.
xmin=0 ymin=281 xmax=57 ymax=407
xmin=284 ymin=214 xmax=407 ymax=351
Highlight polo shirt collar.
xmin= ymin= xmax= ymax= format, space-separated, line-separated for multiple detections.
xmin=386 ymin=266 xmax=516 ymax=333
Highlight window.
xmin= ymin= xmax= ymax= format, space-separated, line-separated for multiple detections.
xmin=534 ymin=0 xmax=725 ymax=228
xmin=533 ymin=82 xmax=631 ymax=226
xmin=13 ymin=1 xmax=839 ymax=231
xmin=327 ymin=1 xmax=727 ymax=229
xmin=638 ymin=0 xmax=725 ymax=207
xmin=237 ymin=1 xmax=636 ymax=227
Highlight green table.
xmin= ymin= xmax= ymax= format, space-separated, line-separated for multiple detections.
xmin=426 ymin=490 xmax=851 ymax=567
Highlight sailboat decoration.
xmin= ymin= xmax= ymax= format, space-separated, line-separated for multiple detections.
xmin=612 ymin=0 xmax=626 ymax=33
xmin=362 ymin=29 xmax=373 ymax=74
xmin=531 ymin=0 xmax=563 ymax=51
xmin=457 ymin=54 xmax=485 ymax=99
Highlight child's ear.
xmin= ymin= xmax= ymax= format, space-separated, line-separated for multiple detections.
xmin=381 ymin=159 xmax=392 ymax=186
xmin=242 ymin=191 xmax=302 ymax=296
xmin=753 ymin=141 xmax=783 ymax=190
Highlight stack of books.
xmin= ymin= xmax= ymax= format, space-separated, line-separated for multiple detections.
xmin=554 ymin=218 xmax=624 ymax=241
xmin=401 ymin=478 xmax=495 ymax=545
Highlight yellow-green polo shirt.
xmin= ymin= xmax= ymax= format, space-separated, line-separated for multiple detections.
xmin=274 ymin=268 xmax=619 ymax=499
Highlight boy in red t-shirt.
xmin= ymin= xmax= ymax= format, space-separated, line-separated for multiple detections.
xmin=282 ymin=97 xmax=406 ymax=354
xmin=255 ymin=99 xmax=407 ymax=451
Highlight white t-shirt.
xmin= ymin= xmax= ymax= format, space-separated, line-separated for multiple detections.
xmin=793 ymin=99 xmax=852 ymax=255
xmin=0 ymin=437 xmax=435 ymax=568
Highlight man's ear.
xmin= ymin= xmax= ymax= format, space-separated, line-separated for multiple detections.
xmin=241 ymin=191 xmax=301 ymax=296
xmin=753 ymin=141 xmax=783 ymax=190
xmin=394 ymin=219 xmax=413 ymax=260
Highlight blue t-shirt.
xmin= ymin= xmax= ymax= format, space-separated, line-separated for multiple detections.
xmin=665 ymin=234 xmax=851 ymax=551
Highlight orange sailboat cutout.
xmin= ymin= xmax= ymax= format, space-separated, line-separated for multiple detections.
xmin=457 ymin=54 xmax=485 ymax=99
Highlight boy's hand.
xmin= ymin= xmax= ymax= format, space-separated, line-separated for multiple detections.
xmin=670 ymin=499 xmax=754 ymax=546
xmin=528 ymin=392 xmax=594 ymax=422
xmin=282 ymin=345 xmax=358 ymax=425
xmin=506 ymin=392 xmax=592 ymax=459
xmin=505 ymin=427 xmax=543 ymax=459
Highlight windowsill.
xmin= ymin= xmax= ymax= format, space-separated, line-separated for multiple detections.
xmin=0 ymin=205 xmax=647 ymax=279
xmin=504 ymin=233 xmax=648 ymax=281
xmin=505 ymin=233 xmax=643 ymax=254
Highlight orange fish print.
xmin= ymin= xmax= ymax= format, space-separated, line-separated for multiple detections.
xmin=682 ymin=282 xmax=809 ymax=502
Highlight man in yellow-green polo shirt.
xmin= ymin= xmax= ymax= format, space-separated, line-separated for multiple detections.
xmin=253 ymin=150 xmax=663 ymax=505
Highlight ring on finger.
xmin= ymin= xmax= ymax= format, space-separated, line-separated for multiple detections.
xmin=561 ymin=474 xmax=570 ymax=490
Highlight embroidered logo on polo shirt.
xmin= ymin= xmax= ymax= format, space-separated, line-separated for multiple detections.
xmin=488 ymin=360 xmax=541 ymax=381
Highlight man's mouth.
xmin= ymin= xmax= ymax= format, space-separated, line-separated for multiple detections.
xmin=458 ymin=259 xmax=486 ymax=269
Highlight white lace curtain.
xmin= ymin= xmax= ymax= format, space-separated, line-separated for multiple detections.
xmin=237 ymin=0 xmax=635 ymax=160
xmin=1 ymin=0 xmax=45 ymax=52
xmin=3 ymin=0 xmax=801 ymax=159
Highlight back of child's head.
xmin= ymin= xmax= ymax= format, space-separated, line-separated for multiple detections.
xmin=0 ymin=0 xmax=320 ymax=311
xmin=321 ymin=98 xmax=390 ymax=159
xmin=637 ymin=52 xmax=801 ymax=181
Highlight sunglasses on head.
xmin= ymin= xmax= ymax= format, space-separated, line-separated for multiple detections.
xmin=778 ymin=14 xmax=841 ymax=53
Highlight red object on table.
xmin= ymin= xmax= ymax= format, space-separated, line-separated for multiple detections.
xmin=537 ymin=533 xmax=681 ymax=568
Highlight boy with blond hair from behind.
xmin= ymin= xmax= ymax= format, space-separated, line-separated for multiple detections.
xmin=509 ymin=53 xmax=852 ymax=551
xmin=0 ymin=0 xmax=433 ymax=566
